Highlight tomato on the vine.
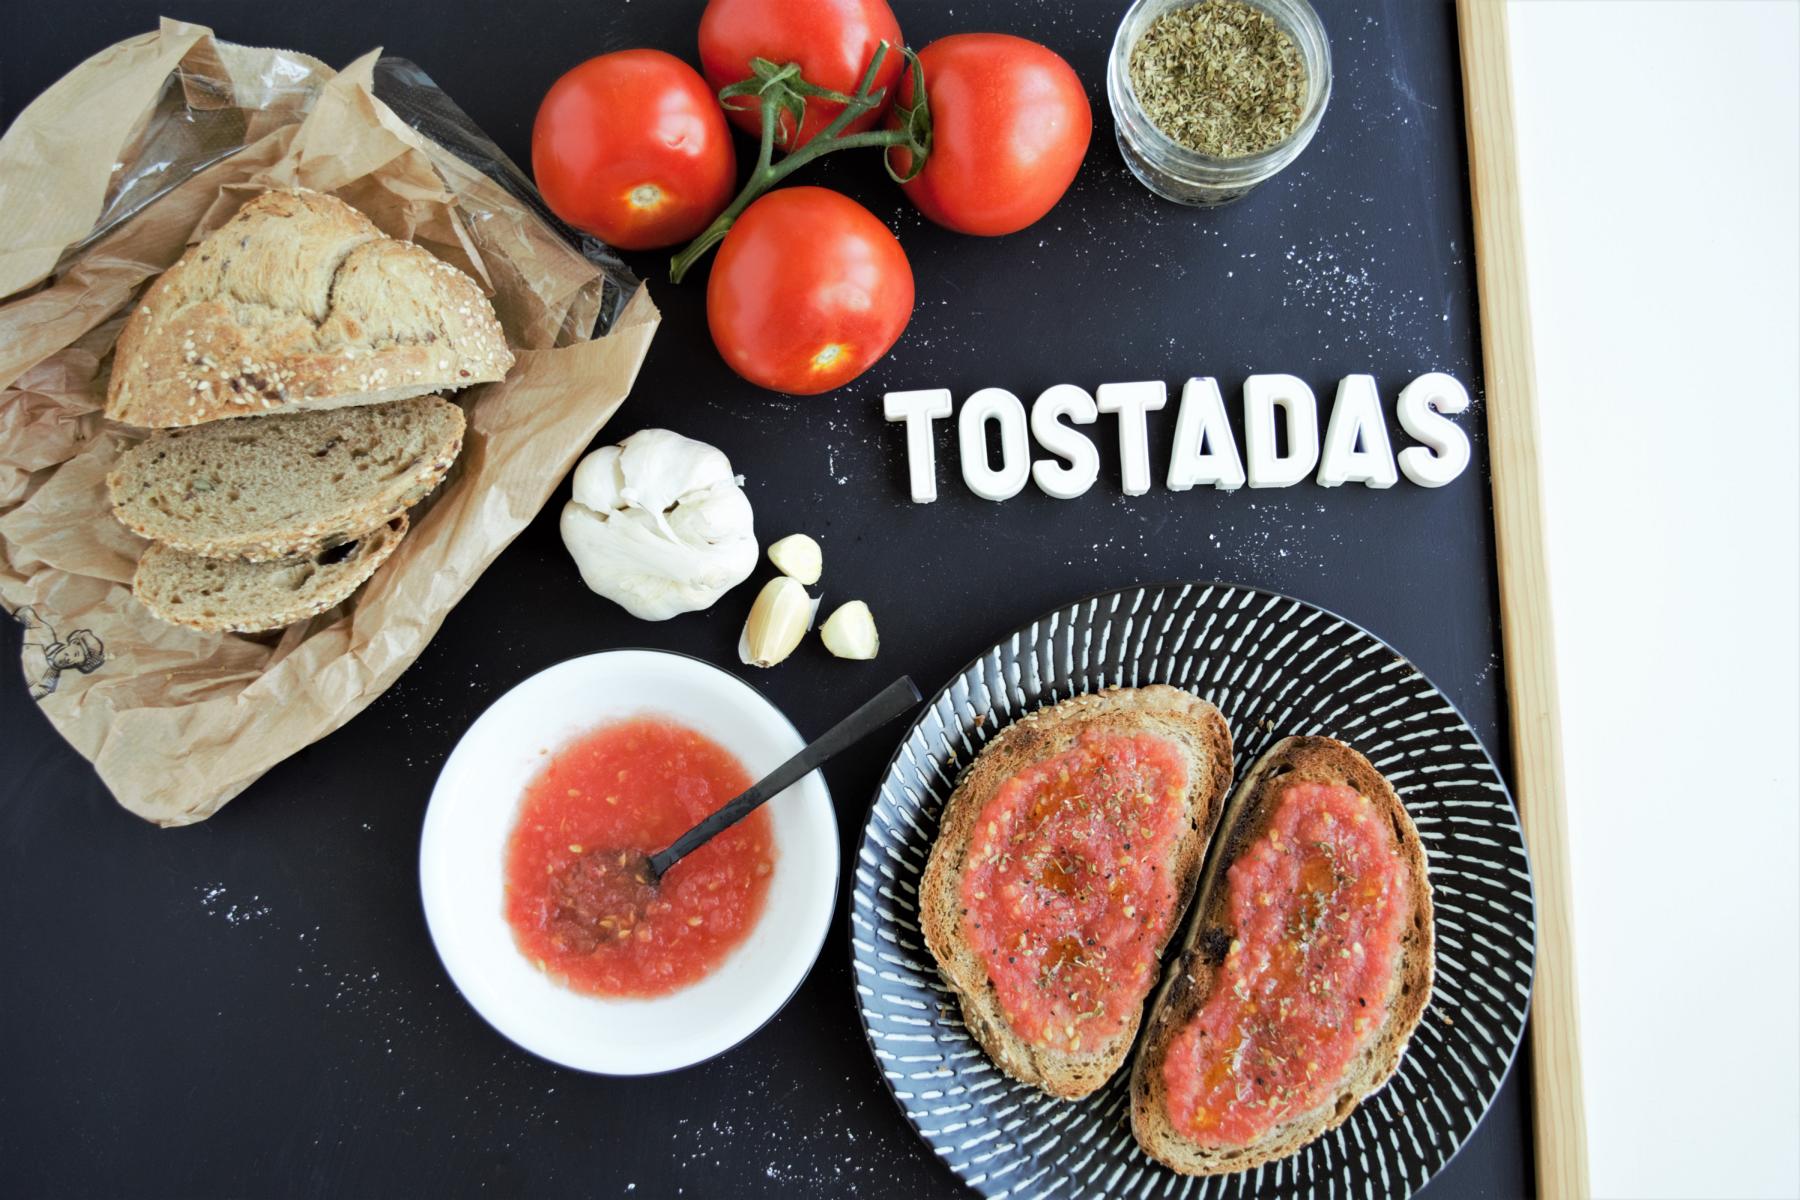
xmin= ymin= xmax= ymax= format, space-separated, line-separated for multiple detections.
xmin=532 ymin=49 xmax=736 ymax=251
xmin=706 ymin=187 xmax=913 ymax=395
xmin=888 ymin=34 xmax=1093 ymax=237
xmin=699 ymin=0 xmax=905 ymax=150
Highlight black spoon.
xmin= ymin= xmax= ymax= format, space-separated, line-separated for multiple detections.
xmin=636 ymin=674 xmax=923 ymax=884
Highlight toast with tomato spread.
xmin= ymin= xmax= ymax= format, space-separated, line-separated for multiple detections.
xmin=919 ymin=685 xmax=1232 ymax=1100
xmin=1129 ymin=736 xmax=1434 ymax=1174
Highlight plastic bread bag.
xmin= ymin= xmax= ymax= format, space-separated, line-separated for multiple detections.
xmin=0 ymin=19 xmax=661 ymax=825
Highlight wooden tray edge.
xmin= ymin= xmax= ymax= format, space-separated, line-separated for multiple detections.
xmin=1455 ymin=3 xmax=1591 ymax=1197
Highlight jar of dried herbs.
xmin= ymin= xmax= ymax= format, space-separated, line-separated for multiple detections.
xmin=1108 ymin=0 xmax=1332 ymax=206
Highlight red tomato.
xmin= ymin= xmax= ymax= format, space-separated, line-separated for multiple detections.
xmin=889 ymin=34 xmax=1093 ymax=237
xmin=707 ymin=187 xmax=913 ymax=395
xmin=532 ymin=50 xmax=736 ymax=251
xmin=699 ymin=0 xmax=905 ymax=150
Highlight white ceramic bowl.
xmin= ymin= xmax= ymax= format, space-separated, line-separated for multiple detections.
xmin=419 ymin=649 xmax=838 ymax=1074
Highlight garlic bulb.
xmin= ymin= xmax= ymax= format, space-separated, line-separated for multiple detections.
xmin=767 ymin=533 xmax=823 ymax=585
xmin=559 ymin=428 xmax=757 ymax=621
xmin=820 ymin=600 xmax=879 ymax=660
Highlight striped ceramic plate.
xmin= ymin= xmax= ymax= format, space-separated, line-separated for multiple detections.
xmin=851 ymin=581 xmax=1534 ymax=1199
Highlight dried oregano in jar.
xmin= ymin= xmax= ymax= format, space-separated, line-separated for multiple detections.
xmin=1128 ymin=0 xmax=1307 ymax=157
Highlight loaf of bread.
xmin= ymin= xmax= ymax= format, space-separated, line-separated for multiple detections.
xmin=108 ymin=397 xmax=464 ymax=561
xmin=131 ymin=517 xmax=408 ymax=633
xmin=1129 ymin=736 xmax=1435 ymax=1175
xmin=919 ymin=686 xmax=1232 ymax=1100
xmin=106 ymin=189 xmax=512 ymax=428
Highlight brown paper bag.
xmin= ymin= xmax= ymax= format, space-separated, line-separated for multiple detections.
xmin=0 ymin=20 xmax=660 ymax=825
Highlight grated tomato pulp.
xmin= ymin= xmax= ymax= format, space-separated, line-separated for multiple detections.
xmin=1161 ymin=782 xmax=1410 ymax=1146
xmin=960 ymin=731 xmax=1190 ymax=1053
xmin=503 ymin=717 xmax=775 ymax=999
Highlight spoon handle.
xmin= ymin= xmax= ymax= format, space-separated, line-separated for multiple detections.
xmin=648 ymin=675 xmax=924 ymax=878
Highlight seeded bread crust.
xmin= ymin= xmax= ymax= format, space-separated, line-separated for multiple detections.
xmin=1129 ymin=736 xmax=1436 ymax=1175
xmin=131 ymin=517 xmax=407 ymax=633
xmin=108 ymin=397 xmax=464 ymax=562
xmin=105 ymin=189 xmax=513 ymax=428
xmin=919 ymin=686 xmax=1233 ymax=1100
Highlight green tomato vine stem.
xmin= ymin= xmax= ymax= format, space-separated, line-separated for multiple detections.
xmin=667 ymin=42 xmax=930 ymax=285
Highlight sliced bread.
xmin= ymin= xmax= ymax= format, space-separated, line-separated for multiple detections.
xmin=1129 ymin=736 xmax=1435 ymax=1175
xmin=108 ymin=396 xmax=464 ymax=561
xmin=919 ymin=685 xmax=1233 ymax=1100
xmin=131 ymin=517 xmax=407 ymax=633
xmin=106 ymin=189 xmax=513 ymax=428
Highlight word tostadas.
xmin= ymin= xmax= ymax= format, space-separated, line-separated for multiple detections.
xmin=884 ymin=373 xmax=1470 ymax=502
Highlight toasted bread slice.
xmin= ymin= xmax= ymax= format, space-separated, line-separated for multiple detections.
xmin=919 ymin=685 xmax=1232 ymax=1100
xmin=131 ymin=517 xmax=406 ymax=633
xmin=108 ymin=396 xmax=464 ymax=561
xmin=1129 ymin=736 xmax=1435 ymax=1175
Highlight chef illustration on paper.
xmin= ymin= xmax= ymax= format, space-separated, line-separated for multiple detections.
xmin=13 ymin=606 xmax=103 ymax=701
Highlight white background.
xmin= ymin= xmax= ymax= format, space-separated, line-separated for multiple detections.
xmin=1509 ymin=3 xmax=1800 ymax=1198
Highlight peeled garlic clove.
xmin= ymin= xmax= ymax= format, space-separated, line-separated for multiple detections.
xmin=820 ymin=600 xmax=879 ymax=660
xmin=767 ymin=533 xmax=822 ymax=585
xmin=740 ymin=576 xmax=814 ymax=668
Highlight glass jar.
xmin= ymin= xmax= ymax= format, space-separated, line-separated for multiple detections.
xmin=1108 ymin=0 xmax=1333 ymax=207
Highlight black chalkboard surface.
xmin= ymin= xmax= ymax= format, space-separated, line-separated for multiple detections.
xmin=0 ymin=1 xmax=1532 ymax=1196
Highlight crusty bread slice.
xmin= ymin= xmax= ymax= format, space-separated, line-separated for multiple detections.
xmin=1129 ymin=736 xmax=1435 ymax=1175
xmin=106 ymin=189 xmax=513 ymax=428
xmin=131 ymin=517 xmax=406 ymax=633
xmin=919 ymin=686 xmax=1233 ymax=1100
xmin=108 ymin=396 xmax=464 ymax=561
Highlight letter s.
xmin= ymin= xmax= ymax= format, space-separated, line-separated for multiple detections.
xmin=1396 ymin=372 xmax=1472 ymax=488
